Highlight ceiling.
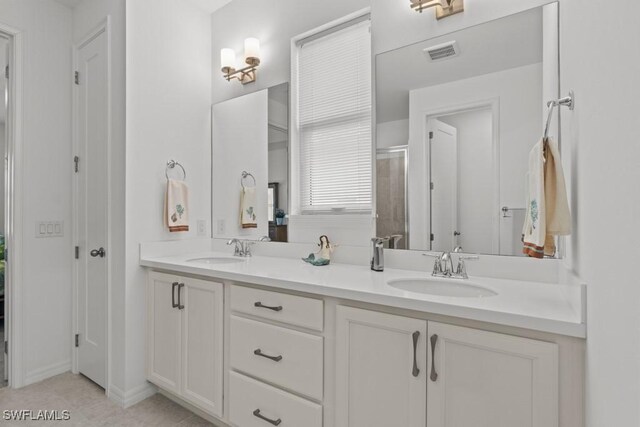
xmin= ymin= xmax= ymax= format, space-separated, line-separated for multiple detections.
xmin=55 ymin=0 xmax=234 ymax=12
xmin=376 ymin=7 xmax=543 ymax=123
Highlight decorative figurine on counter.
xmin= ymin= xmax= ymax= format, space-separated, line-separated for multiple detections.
xmin=302 ymin=235 xmax=336 ymax=266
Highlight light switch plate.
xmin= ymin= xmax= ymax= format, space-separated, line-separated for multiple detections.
xmin=35 ymin=221 xmax=64 ymax=238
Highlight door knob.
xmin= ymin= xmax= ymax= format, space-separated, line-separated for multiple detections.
xmin=90 ymin=247 xmax=106 ymax=258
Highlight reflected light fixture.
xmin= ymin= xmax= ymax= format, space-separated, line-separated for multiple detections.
xmin=410 ymin=0 xmax=464 ymax=19
xmin=220 ymin=37 xmax=261 ymax=85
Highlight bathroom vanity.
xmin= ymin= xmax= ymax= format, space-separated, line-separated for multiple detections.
xmin=141 ymin=241 xmax=585 ymax=427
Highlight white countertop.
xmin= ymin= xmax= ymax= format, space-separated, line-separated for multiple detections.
xmin=140 ymin=251 xmax=586 ymax=338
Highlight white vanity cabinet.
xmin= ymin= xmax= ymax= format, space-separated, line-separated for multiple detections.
xmin=335 ymin=306 xmax=428 ymax=427
xmin=335 ymin=306 xmax=559 ymax=427
xmin=146 ymin=272 xmax=224 ymax=418
xmin=427 ymin=321 xmax=558 ymax=427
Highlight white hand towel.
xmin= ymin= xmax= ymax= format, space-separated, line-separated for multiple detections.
xmin=165 ymin=179 xmax=189 ymax=232
xmin=240 ymin=186 xmax=257 ymax=229
xmin=522 ymin=138 xmax=571 ymax=258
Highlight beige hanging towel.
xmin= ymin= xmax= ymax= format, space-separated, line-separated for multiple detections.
xmin=165 ymin=179 xmax=190 ymax=232
xmin=522 ymin=137 xmax=571 ymax=258
xmin=240 ymin=186 xmax=257 ymax=228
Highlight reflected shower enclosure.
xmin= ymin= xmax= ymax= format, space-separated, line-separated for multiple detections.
xmin=376 ymin=146 xmax=408 ymax=249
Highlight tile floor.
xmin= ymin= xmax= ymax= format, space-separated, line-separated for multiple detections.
xmin=0 ymin=372 xmax=218 ymax=426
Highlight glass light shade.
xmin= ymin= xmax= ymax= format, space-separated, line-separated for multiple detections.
xmin=244 ymin=38 xmax=260 ymax=60
xmin=221 ymin=48 xmax=236 ymax=70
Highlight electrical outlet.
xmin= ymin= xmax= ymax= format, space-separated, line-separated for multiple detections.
xmin=197 ymin=220 xmax=207 ymax=237
xmin=216 ymin=219 xmax=226 ymax=235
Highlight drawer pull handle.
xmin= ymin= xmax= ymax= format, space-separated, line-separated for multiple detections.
xmin=254 ymin=301 xmax=283 ymax=312
xmin=430 ymin=334 xmax=438 ymax=382
xmin=412 ymin=331 xmax=420 ymax=377
xmin=254 ymin=349 xmax=283 ymax=362
xmin=178 ymin=283 xmax=185 ymax=310
xmin=171 ymin=282 xmax=179 ymax=308
xmin=253 ymin=409 xmax=282 ymax=426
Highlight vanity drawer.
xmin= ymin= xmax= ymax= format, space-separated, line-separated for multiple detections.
xmin=230 ymin=316 xmax=323 ymax=400
xmin=230 ymin=285 xmax=324 ymax=331
xmin=229 ymin=371 xmax=322 ymax=427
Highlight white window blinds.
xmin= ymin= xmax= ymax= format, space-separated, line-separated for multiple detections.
xmin=296 ymin=18 xmax=372 ymax=213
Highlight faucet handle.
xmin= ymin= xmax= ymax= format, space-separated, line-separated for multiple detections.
xmin=455 ymin=255 xmax=479 ymax=278
xmin=423 ymin=253 xmax=443 ymax=275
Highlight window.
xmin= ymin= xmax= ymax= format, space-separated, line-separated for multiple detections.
xmin=295 ymin=16 xmax=372 ymax=213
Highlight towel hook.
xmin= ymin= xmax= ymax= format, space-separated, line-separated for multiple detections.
xmin=166 ymin=160 xmax=186 ymax=180
xmin=241 ymin=171 xmax=256 ymax=189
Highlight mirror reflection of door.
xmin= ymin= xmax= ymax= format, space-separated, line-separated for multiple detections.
xmin=428 ymin=119 xmax=458 ymax=251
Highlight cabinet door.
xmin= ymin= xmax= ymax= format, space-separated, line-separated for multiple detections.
xmin=427 ymin=322 xmax=558 ymax=427
xmin=335 ymin=306 xmax=427 ymax=427
xmin=146 ymin=272 xmax=182 ymax=394
xmin=181 ymin=278 xmax=224 ymax=418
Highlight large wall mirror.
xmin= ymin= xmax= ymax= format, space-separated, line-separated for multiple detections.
xmin=212 ymin=83 xmax=290 ymax=241
xmin=375 ymin=4 xmax=560 ymax=256
xmin=211 ymin=4 xmax=563 ymax=257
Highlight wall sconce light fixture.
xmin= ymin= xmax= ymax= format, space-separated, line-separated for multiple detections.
xmin=220 ymin=38 xmax=261 ymax=85
xmin=410 ymin=0 xmax=464 ymax=19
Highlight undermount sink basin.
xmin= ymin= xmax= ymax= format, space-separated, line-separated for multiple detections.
xmin=185 ymin=257 xmax=244 ymax=265
xmin=387 ymin=278 xmax=497 ymax=298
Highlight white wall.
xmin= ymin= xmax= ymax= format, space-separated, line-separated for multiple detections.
xmin=212 ymin=90 xmax=268 ymax=239
xmin=377 ymin=119 xmax=409 ymax=149
xmin=0 ymin=122 xmax=4 ymax=233
xmin=560 ymin=1 xmax=640 ymax=425
xmin=126 ymin=0 xmax=212 ymax=395
xmin=408 ymin=63 xmax=542 ymax=250
xmin=71 ymin=0 xmax=127 ymax=398
xmin=439 ymin=109 xmax=494 ymax=254
xmin=0 ymin=0 xmax=73 ymax=386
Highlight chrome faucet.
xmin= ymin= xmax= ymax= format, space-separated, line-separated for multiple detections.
xmin=424 ymin=251 xmax=478 ymax=279
xmin=227 ymin=236 xmax=270 ymax=257
xmin=371 ymin=237 xmax=388 ymax=272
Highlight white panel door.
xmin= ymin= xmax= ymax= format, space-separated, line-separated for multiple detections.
xmin=427 ymin=322 xmax=558 ymax=427
xmin=181 ymin=278 xmax=224 ymax=417
xmin=429 ymin=119 xmax=458 ymax=251
xmin=146 ymin=272 xmax=181 ymax=395
xmin=335 ymin=306 xmax=427 ymax=427
xmin=76 ymin=29 xmax=109 ymax=388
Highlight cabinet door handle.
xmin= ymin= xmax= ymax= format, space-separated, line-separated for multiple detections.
xmin=430 ymin=334 xmax=438 ymax=382
xmin=178 ymin=283 xmax=185 ymax=310
xmin=412 ymin=331 xmax=420 ymax=377
xmin=254 ymin=349 xmax=283 ymax=362
xmin=171 ymin=282 xmax=179 ymax=308
xmin=252 ymin=409 xmax=282 ymax=426
xmin=254 ymin=301 xmax=283 ymax=312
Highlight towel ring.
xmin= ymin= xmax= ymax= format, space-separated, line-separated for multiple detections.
xmin=166 ymin=160 xmax=186 ymax=180
xmin=241 ymin=171 xmax=256 ymax=189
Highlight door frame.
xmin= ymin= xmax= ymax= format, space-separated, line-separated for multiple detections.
xmin=0 ymin=22 xmax=24 ymax=389
xmin=421 ymin=98 xmax=500 ymax=253
xmin=71 ymin=17 xmax=112 ymax=392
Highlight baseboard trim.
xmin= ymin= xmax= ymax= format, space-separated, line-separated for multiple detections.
xmin=158 ymin=389 xmax=229 ymax=427
xmin=24 ymin=360 xmax=71 ymax=386
xmin=108 ymin=382 xmax=157 ymax=408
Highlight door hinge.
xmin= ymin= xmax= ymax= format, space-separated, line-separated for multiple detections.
xmin=429 ymin=131 xmax=434 ymax=139
xmin=4 ymin=340 xmax=7 ymax=355
xmin=430 ymin=182 xmax=434 ymax=190
xmin=75 ymin=246 xmax=79 ymax=259
xmin=430 ymin=233 xmax=435 ymax=242
xmin=4 ymin=65 xmax=8 ymax=79
xmin=75 ymin=334 xmax=79 ymax=348
xmin=74 ymin=71 xmax=79 ymax=85
xmin=74 ymin=156 xmax=79 ymax=173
